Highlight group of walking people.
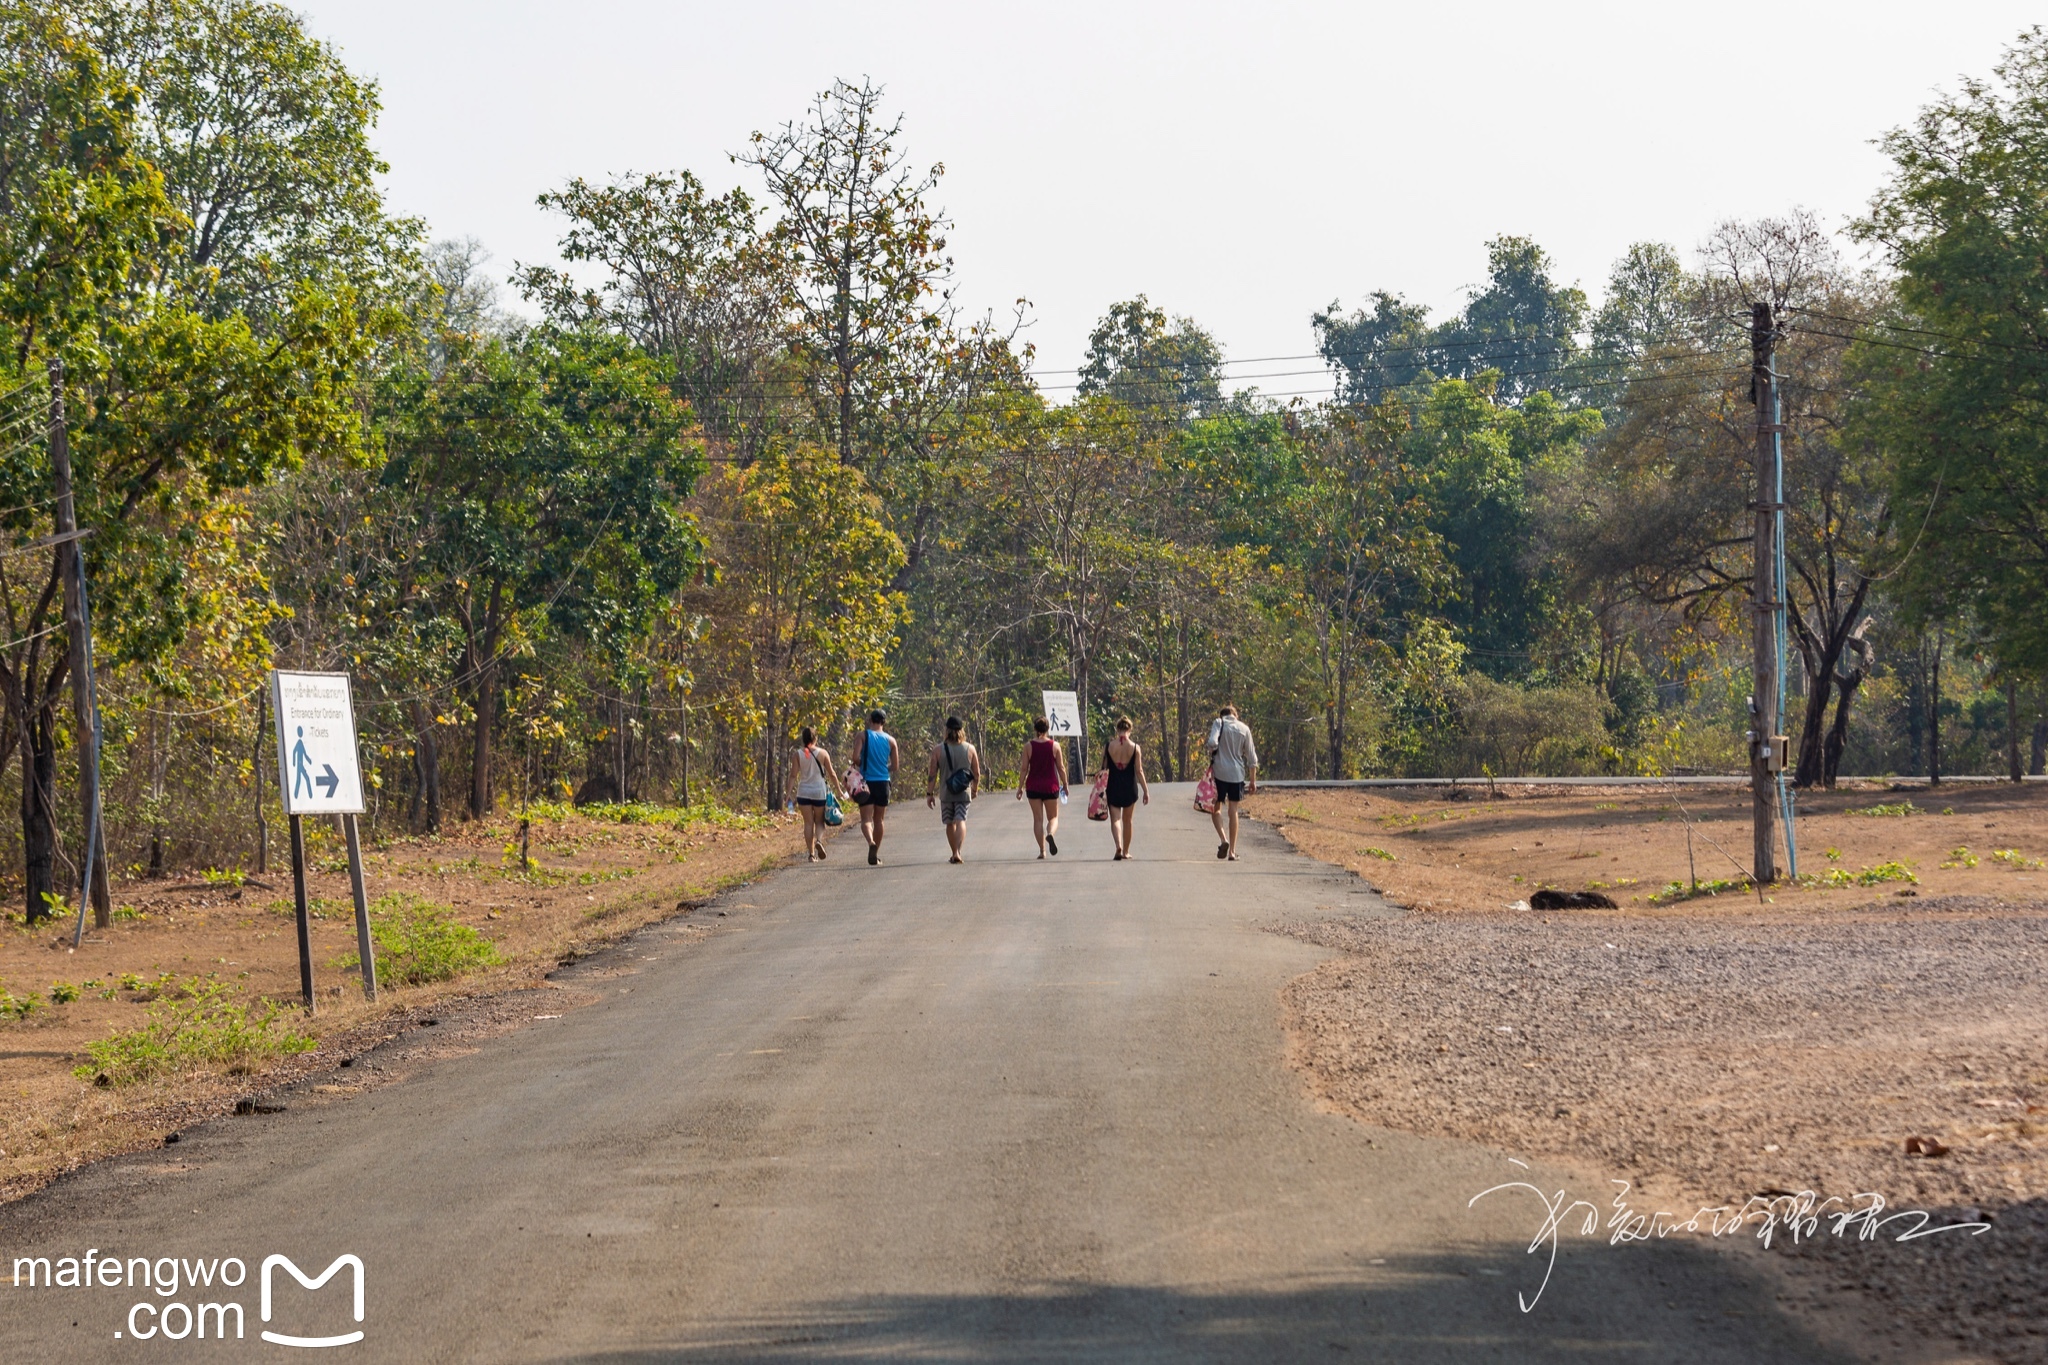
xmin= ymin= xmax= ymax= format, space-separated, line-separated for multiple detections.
xmin=786 ymin=706 xmax=1257 ymax=865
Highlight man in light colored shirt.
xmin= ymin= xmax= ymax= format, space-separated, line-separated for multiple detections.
xmin=1205 ymin=704 xmax=1258 ymax=861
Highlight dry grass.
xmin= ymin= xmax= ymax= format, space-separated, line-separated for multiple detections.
xmin=0 ymin=803 xmax=812 ymax=1201
xmin=1248 ymin=780 xmax=2048 ymax=912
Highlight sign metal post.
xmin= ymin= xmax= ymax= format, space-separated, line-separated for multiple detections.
xmin=271 ymin=671 xmax=372 ymax=1010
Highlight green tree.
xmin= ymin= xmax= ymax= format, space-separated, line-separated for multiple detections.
xmin=83 ymin=0 xmax=395 ymax=319
xmin=1851 ymin=27 xmax=2048 ymax=679
xmin=1428 ymin=236 xmax=1587 ymax=403
xmin=1077 ymin=296 xmax=1223 ymax=423
xmin=1287 ymin=404 xmax=1448 ymax=777
xmin=378 ymin=326 xmax=703 ymax=818
xmin=520 ymin=171 xmax=792 ymax=463
xmin=684 ymin=442 xmax=904 ymax=806
xmin=1313 ymin=291 xmax=1432 ymax=406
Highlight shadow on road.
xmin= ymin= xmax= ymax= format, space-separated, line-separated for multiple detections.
xmin=552 ymin=1240 xmax=1855 ymax=1364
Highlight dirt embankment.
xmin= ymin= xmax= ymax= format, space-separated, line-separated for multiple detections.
xmin=0 ymin=804 xmax=810 ymax=1201
xmin=1254 ymin=786 xmax=2048 ymax=1363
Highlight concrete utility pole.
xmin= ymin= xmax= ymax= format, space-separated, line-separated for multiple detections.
xmin=49 ymin=360 xmax=112 ymax=927
xmin=1749 ymin=304 xmax=1784 ymax=883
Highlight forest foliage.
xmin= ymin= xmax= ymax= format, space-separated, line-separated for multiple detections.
xmin=4 ymin=3 xmax=2047 ymax=915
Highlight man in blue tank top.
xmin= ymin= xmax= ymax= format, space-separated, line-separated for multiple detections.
xmin=848 ymin=709 xmax=900 ymax=865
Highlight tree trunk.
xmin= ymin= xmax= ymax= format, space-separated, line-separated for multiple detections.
xmin=411 ymin=701 xmax=441 ymax=833
xmin=21 ymin=701 xmax=57 ymax=923
xmin=470 ymin=662 xmax=496 ymax=818
xmin=1821 ymin=669 xmax=1865 ymax=787
xmin=2032 ymin=716 xmax=2046 ymax=777
xmin=2009 ymin=681 xmax=2024 ymax=783
xmin=1155 ymin=651 xmax=1175 ymax=782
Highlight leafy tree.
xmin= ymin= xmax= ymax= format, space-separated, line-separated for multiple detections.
xmin=520 ymin=171 xmax=791 ymax=463
xmin=682 ymin=442 xmax=904 ymax=806
xmin=1286 ymin=404 xmax=1448 ymax=777
xmin=1590 ymin=242 xmax=1693 ymax=366
xmin=377 ymin=326 xmax=703 ymax=817
xmin=1076 ymin=296 xmax=1223 ymax=423
xmin=1314 ymin=291 xmax=1432 ymax=406
xmin=1428 ymin=236 xmax=1587 ymax=402
xmin=1406 ymin=377 xmax=1600 ymax=674
xmin=83 ymin=0 xmax=395 ymax=319
xmin=1851 ymin=28 xmax=2048 ymax=679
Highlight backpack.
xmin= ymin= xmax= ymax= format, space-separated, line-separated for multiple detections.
xmin=943 ymin=742 xmax=973 ymax=795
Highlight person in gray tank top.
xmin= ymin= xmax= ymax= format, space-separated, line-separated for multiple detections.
xmin=925 ymin=716 xmax=982 ymax=864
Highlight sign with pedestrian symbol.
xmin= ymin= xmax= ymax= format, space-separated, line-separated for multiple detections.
xmin=272 ymin=671 xmax=365 ymax=815
xmin=1041 ymin=690 xmax=1082 ymax=738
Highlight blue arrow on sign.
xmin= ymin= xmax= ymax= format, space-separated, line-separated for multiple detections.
xmin=316 ymin=764 xmax=340 ymax=799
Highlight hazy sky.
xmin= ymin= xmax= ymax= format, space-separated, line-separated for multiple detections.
xmin=302 ymin=1 xmax=2040 ymax=396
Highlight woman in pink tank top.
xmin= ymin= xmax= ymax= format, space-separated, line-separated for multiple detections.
xmin=1015 ymin=716 xmax=1068 ymax=858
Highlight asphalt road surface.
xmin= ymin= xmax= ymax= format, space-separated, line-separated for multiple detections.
xmin=2 ymin=786 xmax=1856 ymax=1362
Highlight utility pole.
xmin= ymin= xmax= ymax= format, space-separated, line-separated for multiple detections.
xmin=1749 ymin=303 xmax=1784 ymax=884
xmin=49 ymin=360 xmax=112 ymax=928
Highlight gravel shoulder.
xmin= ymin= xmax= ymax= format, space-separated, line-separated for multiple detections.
xmin=1272 ymin=891 xmax=2048 ymax=1363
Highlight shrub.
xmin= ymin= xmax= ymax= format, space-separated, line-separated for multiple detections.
xmin=341 ymin=893 xmax=503 ymax=987
xmin=1435 ymin=675 xmax=1610 ymax=777
xmin=77 ymin=980 xmax=314 ymax=1086
xmin=1850 ymin=800 xmax=1918 ymax=818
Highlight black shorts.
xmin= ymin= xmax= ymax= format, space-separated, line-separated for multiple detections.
xmin=1107 ymin=795 xmax=1138 ymax=809
xmin=864 ymin=780 xmax=890 ymax=808
xmin=1214 ymin=779 xmax=1245 ymax=803
xmin=1025 ymin=788 xmax=1062 ymax=803
xmin=796 ymin=797 xmax=826 ymax=808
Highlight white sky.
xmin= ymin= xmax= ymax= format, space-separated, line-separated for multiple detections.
xmin=302 ymin=0 xmax=2040 ymax=397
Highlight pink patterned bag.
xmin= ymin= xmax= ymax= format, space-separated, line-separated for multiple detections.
xmin=1194 ymin=769 xmax=1218 ymax=814
xmin=1086 ymin=771 xmax=1109 ymax=821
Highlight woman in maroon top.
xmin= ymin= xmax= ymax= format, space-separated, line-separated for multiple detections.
xmin=1015 ymin=716 xmax=1068 ymax=858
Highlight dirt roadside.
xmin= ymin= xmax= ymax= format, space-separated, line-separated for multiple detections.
xmin=1250 ymin=785 xmax=2047 ymax=1364
xmin=0 ymin=803 xmax=816 ymax=1203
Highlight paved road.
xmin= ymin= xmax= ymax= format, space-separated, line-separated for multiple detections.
xmin=2 ymin=787 xmax=1851 ymax=1362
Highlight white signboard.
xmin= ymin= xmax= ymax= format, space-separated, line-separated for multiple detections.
xmin=273 ymin=671 xmax=365 ymax=815
xmin=1041 ymin=690 xmax=1082 ymax=739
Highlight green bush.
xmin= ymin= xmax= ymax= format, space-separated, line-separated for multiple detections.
xmin=342 ymin=893 xmax=503 ymax=987
xmin=77 ymin=980 xmax=314 ymax=1086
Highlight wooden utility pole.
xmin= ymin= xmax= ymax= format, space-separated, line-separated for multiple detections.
xmin=1749 ymin=304 xmax=1783 ymax=884
xmin=49 ymin=360 xmax=112 ymax=927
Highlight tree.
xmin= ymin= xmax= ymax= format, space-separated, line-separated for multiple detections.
xmin=1429 ymin=236 xmax=1587 ymax=403
xmin=0 ymin=1 xmax=172 ymax=920
xmin=1405 ymin=377 xmax=1600 ymax=674
xmin=1286 ymin=404 xmax=1448 ymax=777
xmin=1851 ymin=27 xmax=2048 ymax=680
xmin=378 ymin=326 xmax=703 ymax=818
xmin=1314 ymin=291 xmax=1433 ymax=406
xmin=683 ymin=443 xmax=904 ymax=806
xmin=520 ymin=171 xmax=791 ymax=464
xmin=1076 ymin=296 xmax=1223 ymax=423
xmin=84 ymin=0 xmax=394 ymax=319
xmin=738 ymin=78 xmax=952 ymax=471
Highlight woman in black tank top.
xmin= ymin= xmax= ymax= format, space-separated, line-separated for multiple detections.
xmin=1098 ymin=717 xmax=1149 ymax=860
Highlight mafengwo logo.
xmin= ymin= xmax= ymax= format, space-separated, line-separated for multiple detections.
xmin=261 ymin=1255 xmax=365 ymax=1347
xmin=10 ymin=1248 xmax=364 ymax=1347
